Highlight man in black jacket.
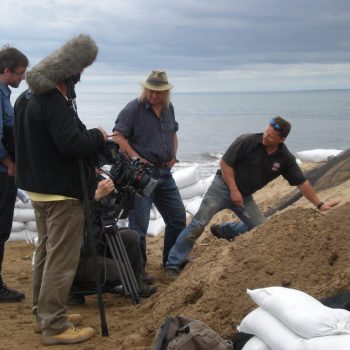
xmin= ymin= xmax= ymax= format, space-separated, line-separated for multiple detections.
xmin=14 ymin=35 xmax=107 ymax=346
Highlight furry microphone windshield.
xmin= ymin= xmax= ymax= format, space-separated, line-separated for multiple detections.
xmin=26 ymin=34 xmax=98 ymax=95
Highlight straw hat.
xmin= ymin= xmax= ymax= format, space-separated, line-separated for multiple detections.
xmin=140 ymin=70 xmax=174 ymax=91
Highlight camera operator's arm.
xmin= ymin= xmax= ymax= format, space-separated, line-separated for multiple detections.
xmin=94 ymin=178 xmax=115 ymax=200
xmin=111 ymin=131 xmax=150 ymax=165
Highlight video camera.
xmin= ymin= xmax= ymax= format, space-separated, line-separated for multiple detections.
xmin=94 ymin=141 xmax=159 ymax=220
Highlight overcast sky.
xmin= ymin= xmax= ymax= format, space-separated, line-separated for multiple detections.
xmin=1 ymin=0 xmax=350 ymax=93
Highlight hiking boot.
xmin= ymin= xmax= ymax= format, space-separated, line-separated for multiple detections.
xmin=138 ymin=281 xmax=157 ymax=298
xmin=42 ymin=326 xmax=95 ymax=346
xmin=165 ymin=267 xmax=180 ymax=279
xmin=210 ymin=224 xmax=223 ymax=238
xmin=67 ymin=293 xmax=86 ymax=305
xmin=34 ymin=314 xmax=82 ymax=334
xmin=0 ymin=283 xmax=25 ymax=302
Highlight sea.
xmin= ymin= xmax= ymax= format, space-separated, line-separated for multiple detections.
xmin=14 ymin=89 xmax=350 ymax=179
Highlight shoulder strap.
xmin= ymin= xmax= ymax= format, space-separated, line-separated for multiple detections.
xmin=152 ymin=317 xmax=172 ymax=350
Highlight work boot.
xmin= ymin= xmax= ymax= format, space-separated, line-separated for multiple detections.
xmin=0 ymin=282 xmax=25 ymax=302
xmin=210 ymin=224 xmax=223 ymax=238
xmin=34 ymin=314 xmax=82 ymax=334
xmin=42 ymin=326 xmax=95 ymax=346
xmin=165 ymin=267 xmax=180 ymax=279
xmin=138 ymin=280 xmax=157 ymax=298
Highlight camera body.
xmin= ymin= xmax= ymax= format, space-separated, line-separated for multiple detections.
xmin=94 ymin=141 xmax=159 ymax=220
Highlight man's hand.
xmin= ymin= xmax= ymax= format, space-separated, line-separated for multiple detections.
xmin=1 ymin=157 xmax=15 ymax=176
xmin=166 ymin=157 xmax=177 ymax=169
xmin=98 ymin=127 xmax=108 ymax=142
xmin=95 ymin=178 xmax=115 ymax=200
xmin=230 ymin=188 xmax=244 ymax=207
xmin=319 ymin=199 xmax=341 ymax=212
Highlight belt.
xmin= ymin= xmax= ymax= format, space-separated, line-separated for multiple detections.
xmin=154 ymin=162 xmax=169 ymax=168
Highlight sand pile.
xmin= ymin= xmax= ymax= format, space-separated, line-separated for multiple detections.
xmin=1 ymin=167 xmax=349 ymax=349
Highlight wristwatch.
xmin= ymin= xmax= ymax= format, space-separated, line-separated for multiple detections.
xmin=317 ymin=201 xmax=325 ymax=210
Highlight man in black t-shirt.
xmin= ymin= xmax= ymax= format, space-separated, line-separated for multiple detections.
xmin=165 ymin=117 xmax=339 ymax=276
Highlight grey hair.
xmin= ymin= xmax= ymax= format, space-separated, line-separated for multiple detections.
xmin=138 ymin=87 xmax=171 ymax=108
xmin=26 ymin=34 xmax=98 ymax=95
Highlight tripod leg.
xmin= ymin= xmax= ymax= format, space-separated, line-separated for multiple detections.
xmin=113 ymin=228 xmax=139 ymax=292
xmin=105 ymin=227 xmax=140 ymax=305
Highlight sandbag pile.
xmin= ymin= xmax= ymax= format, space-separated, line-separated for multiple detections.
xmin=10 ymin=198 xmax=37 ymax=243
xmin=10 ymin=166 xmax=215 ymax=239
xmin=238 ymin=286 xmax=350 ymax=350
xmin=296 ymin=149 xmax=343 ymax=163
xmin=147 ymin=165 xmax=214 ymax=235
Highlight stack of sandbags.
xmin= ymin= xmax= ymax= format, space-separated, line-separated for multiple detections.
xmin=238 ymin=286 xmax=350 ymax=350
xmin=11 ymin=198 xmax=38 ymax=243
xmin=147 ymin=165 xmax=214 ymax=236
xmin=296 ymin=149 xmax=343 ymax=163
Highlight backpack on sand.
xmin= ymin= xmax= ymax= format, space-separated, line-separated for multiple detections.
xmin=151 ymin=316 xmax=233 ymax=350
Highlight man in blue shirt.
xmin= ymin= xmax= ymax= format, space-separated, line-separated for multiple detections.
xmin=0 ymin=45 xmax=28 ymax=302
xmin=112 ymin=70 xmax=186 ymax=277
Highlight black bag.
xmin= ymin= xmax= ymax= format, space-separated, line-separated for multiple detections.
xmin=151 ymin=316 xmax=233 ymax=350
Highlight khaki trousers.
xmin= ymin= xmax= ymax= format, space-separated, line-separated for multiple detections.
xmin=32 ymin=200 xmax=84 ymax=336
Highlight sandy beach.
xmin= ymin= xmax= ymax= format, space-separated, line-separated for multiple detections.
xmin=1 ymin=161 xmax=350 ymax=350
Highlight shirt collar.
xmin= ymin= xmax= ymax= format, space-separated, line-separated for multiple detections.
xmin=0 ymin=81 xmax=11 ymax=99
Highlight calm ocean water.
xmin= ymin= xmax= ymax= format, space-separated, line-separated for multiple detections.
xmin=14 ymin=89 xmax=350 ymax=178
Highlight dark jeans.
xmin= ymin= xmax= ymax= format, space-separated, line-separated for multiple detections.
xmin=0 ymin=173 xmax=17 ymax=273
xmin=128 ymin=167 xmax=186 ymax=268
xmin=73 ymin=228 xmax=143 ymax=290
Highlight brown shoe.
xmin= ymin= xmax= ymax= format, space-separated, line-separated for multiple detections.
xmin=42 ymin=326 xmax=95 ymax=346
xmin=34 ymin=314 xmax=82 ymax=334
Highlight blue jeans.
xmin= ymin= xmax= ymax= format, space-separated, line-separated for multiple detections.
xmin=166 ymin=175 xmax=265 ymax=269
xmin=128 ymin=167 xmax=186 ymax=268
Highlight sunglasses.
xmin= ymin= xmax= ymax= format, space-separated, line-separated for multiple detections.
xmin=269 ymin=119 xmax=282 ymax=131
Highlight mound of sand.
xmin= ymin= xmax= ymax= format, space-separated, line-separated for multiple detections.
xmin=1 ymin=163 xmax=350 ymax=349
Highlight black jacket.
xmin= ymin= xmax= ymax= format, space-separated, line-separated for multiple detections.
xmin=14 ymin=89 xmax=104 ymax=199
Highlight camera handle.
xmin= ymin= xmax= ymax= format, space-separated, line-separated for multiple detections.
xmin=101 ymin=219 xmax=140 ymax=305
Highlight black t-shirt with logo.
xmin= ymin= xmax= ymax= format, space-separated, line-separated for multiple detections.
xmin=218 ymin=133 xmax=306 ymax=196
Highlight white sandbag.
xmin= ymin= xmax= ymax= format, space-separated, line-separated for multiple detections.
xmin=15 ymin=199 xmax=33 ymax=209
xmin=184 ymin=196 xmax=203 ymax=216
xmin=242 ymin=336 xmax=271 ymax=350
xmin=11 ymin=221 xmax=25 ymax=233
xmin=147 ymin=217 xmax=165 ymax=236
xmin=150 ymin=205 xmax=161 ymax=220
xmin=295 ymin=149 xmax=343 ymax=162
xmin=237 ymin=307 xmax=303 ymax=350
xmin=9 ymin=230 xmax=29 ymax=241
xmin=179 ymin=180 xmax=207 ymax=200
xmin=247 ymin=287 xmax=350 ymax=338
xmin=173 ymin=165 xmax=200 ymax=189
xmin=13 ymin=207 xmax=36 ymax=222
xmin=303 ymin=334 xmax=350 ymax=350
xmin=26 ymin=221 xmax=38 ymax=232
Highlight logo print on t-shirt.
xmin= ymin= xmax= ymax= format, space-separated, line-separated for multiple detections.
xmin=271 ymin=162 xmax=281 ymax=172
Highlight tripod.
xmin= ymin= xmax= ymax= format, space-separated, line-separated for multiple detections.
xmin=100 ymin=215 xmax=140 ymax=305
